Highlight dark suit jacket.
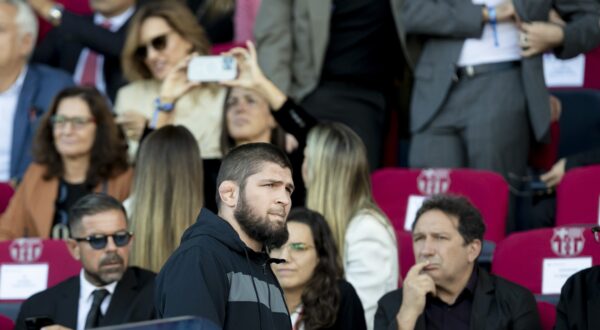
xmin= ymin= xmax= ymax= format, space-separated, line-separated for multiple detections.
xmin=402 ymin=0 xmax=597 ymax=143
xmin=15 ymin=267 xmax=156 ymax=330
xmin=555 ymin=266 xmax=600 ymax=330
xmin=10 ymin=64 xmax=73 ymax=182
xmin=374 ymin=268 xmax=540 ymax=330
xmin=32 ymin=10 xmax=132 ymax=101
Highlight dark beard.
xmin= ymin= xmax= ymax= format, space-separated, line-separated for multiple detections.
xmin=234 ymin=193 xmax=289 ymax=249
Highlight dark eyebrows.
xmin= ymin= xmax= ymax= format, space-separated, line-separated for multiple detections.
xmin=260 ymin=179 xmax=295 ymax=193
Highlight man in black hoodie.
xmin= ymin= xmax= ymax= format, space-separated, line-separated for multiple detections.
xmin=156 ymin=143 xmax=294 ymax=329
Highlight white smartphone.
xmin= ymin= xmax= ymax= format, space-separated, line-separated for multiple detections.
xmin=187 ymin=56 xmax=237 ymax=82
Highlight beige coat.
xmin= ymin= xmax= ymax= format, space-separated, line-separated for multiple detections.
xmin=0 ymin=163 xmax=133 ymax=240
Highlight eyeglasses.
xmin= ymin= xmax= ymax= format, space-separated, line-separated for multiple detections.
xmin=592 ymin=226 xmax=600 ymax=243
xmin=51 ymin=115 xmax=96 ymax=130
xmin=270 ymin=242 xmax=314 ymax=258
xmin=134 ymin=31 xmax=174 ymax=60
xmin=73 ymin=232 xmax=133 ymax=250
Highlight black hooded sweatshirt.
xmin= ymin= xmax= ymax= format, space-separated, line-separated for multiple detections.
xmin=155 ymin=208 xmax=292 ymax=330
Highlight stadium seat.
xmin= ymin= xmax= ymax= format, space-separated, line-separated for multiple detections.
xmin=0 ymin=239 xmax=81 ymax=320
xmin=537 ymin=301 xmax=557 ymax=330
xmin=372 ymin=168 xmax=509 ymax=244
xmin=395 ymin=230 xmax=415 ymax=281
xmin=555 ymin=165 xmax=600 ymax=227
xmin=552 ymin=89 xmax=600 ymax=158
xmin=0 ymin=182 xmax=14 ymax=215
xmin=492 ymin=227 xmax=600 ymax=296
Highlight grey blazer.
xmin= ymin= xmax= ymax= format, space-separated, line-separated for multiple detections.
xmin=255 ymin=0 xmax=417 ymax=101
xmin=404 ymin=0 xmax=600 ymax=142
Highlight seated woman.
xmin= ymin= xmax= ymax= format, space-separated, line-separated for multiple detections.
xmin=127 ymin=125 xmax=204 ymax=273
xmin=221 ymin=42 xmax=318 ymax=206
xmin=0 ymin=86 xmax=131 ymax=240
xmin=302 ymin=123 xmax=399 ymax=329
xmin=271 ymin=208 xmax=366 ymax=330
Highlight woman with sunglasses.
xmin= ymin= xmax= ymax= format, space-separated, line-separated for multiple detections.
xmin=271 ymin=208 xmax=367 ymax=330
xmin=0 ymin=86 xmax=132 ymax=241
xmin=116 ymin=2 xmax=225 ymax=159
xmin=126 ymin=125 xmax=204 ymax=273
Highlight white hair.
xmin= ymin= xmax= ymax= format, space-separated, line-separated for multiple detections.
xmin=5 ymin=0 xmax=39 ymax=46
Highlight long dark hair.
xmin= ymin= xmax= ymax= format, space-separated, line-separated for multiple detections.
xmin=33 ymin=86 xmax=129 ymax=188
xmin=287 ymin=208 xmax=343 ymax=330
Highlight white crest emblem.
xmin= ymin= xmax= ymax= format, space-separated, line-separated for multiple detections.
xmin=9 ymin=238 xmax=43 ymax=263
xmin=417 ymin=169 xmax=451 ymax=195
xmin=551 ymin=227 xmax=586 ymax=257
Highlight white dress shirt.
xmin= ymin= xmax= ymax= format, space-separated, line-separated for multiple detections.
xmin=0 ymin=66 xmax=28 ymax=181
xmin=77 ymin=270 xmax=118 ymax=330
xmin=457 ymin=0 xmax=521 ymax=66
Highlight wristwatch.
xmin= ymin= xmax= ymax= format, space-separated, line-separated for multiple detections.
xmin=154 ymin=97 xmax=175 ymax=112
xmin=47 ymin=3 xmax=64 ymax=26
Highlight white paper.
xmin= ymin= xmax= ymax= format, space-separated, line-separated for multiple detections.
xmin=404 ymin=195 xmax=427 ymax=231
xmin=543 ymin=53 xmax=585 ymax=87
xmin=597 ymin=194 xmax=600 ymax=225
xmin=542 ymin=257 xmax=591 ymax=294
xmin=0 ymin=263 xmax=49 ymax=299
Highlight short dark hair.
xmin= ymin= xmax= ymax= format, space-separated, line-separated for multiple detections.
xmin=215 ymin=143 xmax=292 ymax=207
xmin=69 ymin=193 xmax=127 ymax=235
xmin=413 ymin=194 xmax=486 ymax=244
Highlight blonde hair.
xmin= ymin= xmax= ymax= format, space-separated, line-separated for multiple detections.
xmin=304 ymin=123 xmax=393 ymax=256
xmin=129 ymin=126 xmax=204 ymax=272
xmin=121 ymin=1 xmax=211 ymax=81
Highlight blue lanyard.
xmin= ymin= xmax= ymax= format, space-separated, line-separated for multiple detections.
xmin=488 ymin=6 xmax=499 ymax=47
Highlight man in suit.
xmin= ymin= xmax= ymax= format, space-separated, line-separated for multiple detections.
xmin=554 ymin=225 xmax=600 ymax=330
xmin=374 ymin=194 xmax=540 ymax=330
xmin=15 ymin=193 xmax=155 ymax=330
xmin=0 ymin=0 xmax=73 ymax=184
xmin=255 ymin=0 xmax=415 ymax=170
xmin=28 ymin=0 xmax=136 ymax=102
xmin=404 ymin=0 xmax=598 ymax=182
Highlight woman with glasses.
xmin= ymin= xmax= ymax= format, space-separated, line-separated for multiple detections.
xmin=126 ymin=125 xmax=204 ymax=273
xmin=271 ymin=208 xmax=367 ymax=330
xmin=302 ymin=123 xmax=398 ymax=329
xmin=0 ymin=86 xmax=132 ymax=241
xmin=115 ymin=1 xmax=225 ymax=209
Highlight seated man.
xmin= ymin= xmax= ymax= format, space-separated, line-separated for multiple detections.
xmin=554 ymin=225 xmax=600 ymax=330
xmin=29 ymin=0 xmax=136 ymax=101
xmin=375 ymin=194 xmax=540 ymax=330
xmin=15 ymin=193 xmax=155 ymax=330
xmin=0 ymin=0 xmax=73 ymax=184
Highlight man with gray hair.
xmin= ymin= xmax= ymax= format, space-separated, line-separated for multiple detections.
xmin=0 ymin=0 xmax=73 ymax=184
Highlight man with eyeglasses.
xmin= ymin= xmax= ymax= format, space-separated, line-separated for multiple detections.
xmin=156 ymin=143 xmax=294 ymax=330
xmin=28 ymin=0 xmax=139 ymax=102
xmin=0 ymin=0 xmax=73 ymax=185
xmin=15 ymin=193 xmax=156 ymax=330
xmin=554 ymin=225 xmax=600 ymax=330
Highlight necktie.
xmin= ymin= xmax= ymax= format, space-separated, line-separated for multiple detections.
xmin=79 ymin=20 xmax=111 ymax=87
xmin=84 ymin=289 xmax=109 ymax=329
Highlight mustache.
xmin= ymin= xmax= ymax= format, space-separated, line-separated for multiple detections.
xmin=100 ymin=253 xmax=124 ymax=267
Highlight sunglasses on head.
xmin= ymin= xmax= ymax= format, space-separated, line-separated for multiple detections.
xmin=134 ymin=31 xmax=174 ymax=60
xmin=73 ymin=232 xmax=133 ymax=250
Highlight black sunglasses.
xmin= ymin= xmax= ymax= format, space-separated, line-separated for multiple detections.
xmin=134 ymin=32 xmax=173 ymax=60
xmin=73 ymin=232 xmax=133 ymax=250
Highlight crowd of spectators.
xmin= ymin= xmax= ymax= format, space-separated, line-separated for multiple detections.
xmin=2 ymin=0 xmax=600 ymax=329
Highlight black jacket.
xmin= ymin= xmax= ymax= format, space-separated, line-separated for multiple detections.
xmin=155 ymin=208 xmax=292 ymax=330
xmin=555 ymin=266 xmax=600 ymax=330
xmin=374 ymin=267 xmax=541 ymax=330
xmin=15 ymin=267 xmax=156 ymax=330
